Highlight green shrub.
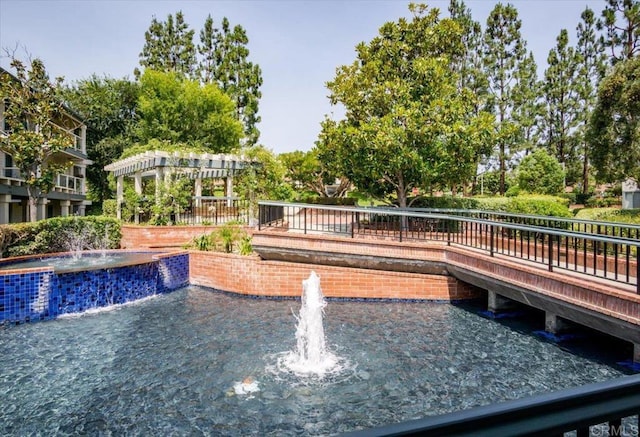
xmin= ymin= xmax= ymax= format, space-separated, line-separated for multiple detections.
xmin=102 ymin=199 xmax=118 ymax=217
xmin=407 ymin=196 xmax=480 ymax=209
xmin=188 ymin=223 xmax=252 ymax=255
xmin=503 ymin=195 xmax=572 ymax=218
xmin=4 ymin=216 xmax=122 ymax=257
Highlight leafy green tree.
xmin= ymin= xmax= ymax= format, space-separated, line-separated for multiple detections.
xmin=63 ymin=76 xmax=139 ymax=203
xmin=136 ymin=69 xmax=242 ymax=152
xmin=541 ymin=29 xmax=581 ymax=185
xmin=600 ymin=0 xmax=640 ymax=62
xmin=575 ymin=7 xmax=607 ymax=193
xmin=138 ymin=11 xmax=197 ymax=77
xmin=588 ymin=57 xmax=640 ymax=183
xmin=516 ymin=148 xmax=565 ymax=195
xmin=279 ymin=149 xmax=349 ymax=198
xmin=319 ymin=4 xmax=493 ymax=208
xmin=235 ymin=145 xmax=294 ymax=219
xmin=0 ymin=58 xmax=73 ymax=222
xmin=198 ymin=16 xmax=263 ymax=146
xmin=483 ymin=2 xmax=529 ymax=195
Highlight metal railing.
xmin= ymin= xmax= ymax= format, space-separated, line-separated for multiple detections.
xmin=173 ymin=197 xmax=250 ymax=225
xmin=397 ymin=208 xmax=640 ymax=240
xmin=345 ymin=374 xmax=640 ymax=437
xmin=258 ymin=201 xmax=640 ymax=292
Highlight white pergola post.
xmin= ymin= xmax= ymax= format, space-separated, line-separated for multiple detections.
xmin=134 ymin=171 xmax=143 ymax=224
xmin=195 ymin=177 xmax=202 ymax=207
xmin=116 ymin=175 xmax=124 ymax=220
xmin=225 ymin=175 xmax=233 ymax=207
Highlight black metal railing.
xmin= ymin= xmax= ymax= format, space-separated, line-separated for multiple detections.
xmin=258 ymin=201 xmax=640 ymax=292
xmin=344 ymin=374 xmax=640 ymax=437
xmin=394 ymin=208 xmax=640 ymax=240
xmin=173 ymin=197 xmax=250 ymax=225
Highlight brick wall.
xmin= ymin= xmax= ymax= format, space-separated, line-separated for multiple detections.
xmin=189 ymin=251 xmax=479 ymax=300
xmin=120 ymin=225 xmax=253 ymax=249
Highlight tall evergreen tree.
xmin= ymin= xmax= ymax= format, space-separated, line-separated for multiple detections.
xmin=542 ymin=29 xmax=581 ymax=186
xmin=576 ymin=7 xmax=607 ymax=193
xmin=600 ymin=0 xmax=640 ymax=62
xmin=198 ymin=16 xmax=263 ymax=147
xmin=513 ymin=52 xmax=542 ymax=156
xmin=449 ymin=0 xmax=491 ymax=194
xmin=139 ymin=11 xmax=196 ymax=77
xmin=483 ymin=3 xmax=528 ymax=195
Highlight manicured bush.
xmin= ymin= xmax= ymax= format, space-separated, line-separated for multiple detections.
xmin=187 ymin=223 xmax=252 ymax=255
xmin=4 ymin=216 xmax=121 ymax=257
xmin=503 ymin=195 xmax=572 ymax=218
xmin=407 ymin=196 xmax=480 ymax=209
xmin=516 ymin=149 xmax=565 ymax=195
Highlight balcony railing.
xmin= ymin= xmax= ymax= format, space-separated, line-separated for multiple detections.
xmin=258 ymin=201 xmax=640 ymax=293
xmin=55 ymin=174 xmax=84 ymax=194
xmin=0 ymin=167 xmax=84 ymax=194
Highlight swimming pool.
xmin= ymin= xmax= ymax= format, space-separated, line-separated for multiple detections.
xmin=0 ymin=285 xmax=629 ymax=435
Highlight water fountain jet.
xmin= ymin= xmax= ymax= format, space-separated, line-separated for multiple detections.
xmin=278 ymin=271 xmax=341 ymax=378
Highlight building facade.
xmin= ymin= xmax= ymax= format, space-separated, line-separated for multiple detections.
xmin=0 ymin=80 xmax=91 ymax=223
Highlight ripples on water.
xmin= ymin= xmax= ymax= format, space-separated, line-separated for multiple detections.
xmin=0 ymin=286 xmax=632 ymax=435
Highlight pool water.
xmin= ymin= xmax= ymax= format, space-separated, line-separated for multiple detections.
xmin=0 ymin=286 xmax=630 ymax=435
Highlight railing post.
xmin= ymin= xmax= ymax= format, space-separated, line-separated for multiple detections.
xmin=447 ymin=219 xmax=451 ymax=246
xmin=258 ymin=204 xmax=262 ymax=231
xmin=636 ymin=252 xmax=640 ymax=294
xmin=351 ymin=211 xmax=355 ymax=238
xmin=399 ymin=216 xmax=403 ymax=243
xmin=490 ymin=224 xmax=494 ymax=257
xmin=304 ymin=207 xmax=307 ymax=234
xmin=548 ymin=234 xmax=554 ymax=272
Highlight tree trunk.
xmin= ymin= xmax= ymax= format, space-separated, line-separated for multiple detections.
xmin=28 ymin=196 xmax=38 ymax=223
xmin=582 ymin=149 xmax=589 ymax=195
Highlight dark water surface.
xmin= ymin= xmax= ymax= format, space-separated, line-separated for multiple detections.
xmin=0 ymin=286 xmax=631 ymax=436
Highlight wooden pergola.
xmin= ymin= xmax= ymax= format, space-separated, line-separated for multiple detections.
xmin=104 ymin=150 xmax=250 ymax=221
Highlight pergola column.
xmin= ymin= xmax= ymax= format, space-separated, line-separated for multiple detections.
xmin=195 ymin=177 xmax=202 ymax=207
xmin=155 ymin=167 xmax=164 ymax=201
xmin=225 ymin=175 xmax=233 ymax=207
xmin=134 ymin=171 xmax=143 ymax=224
xmin=116 ymin=175 xmax=124 ymax=220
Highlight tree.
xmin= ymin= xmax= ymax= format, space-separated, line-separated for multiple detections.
xmin=448 ymin=0 xmax=491 ymax=194
xmin=319 ymin=4 xmax=493 ymax=208
xmin=136 ymin=69 xmax=242 ymax=153
xmin=516 ymin=149 xmax=565 ymax=195
xmin=234 ymin=145 xmax=295 ymax=220
xmin=279 ymin=149 xmax=349 ymax=198
xmin=483 ymin=3 xmax=528 ymax=195
xmin=513 ymin=52 xmax=543 ymax=155
xmin=63 ymin=75 xmax=139 ymax=203
xmin=541 ymin=29 xmax=580 ymax=185
xmin=575 ymin=7 xmax=607 ymax=194
xmin=600 ymin=0 xmax=640 ymax=62
xmin=138 ymin=11 xmax=197 ymax=77
xmin=198 ymin=16 xmax=263 ymax=146
xmin=0 ymin=58 xmax=73 ymax=222
xmin=588 ymin=57 xmax=640 ymax=183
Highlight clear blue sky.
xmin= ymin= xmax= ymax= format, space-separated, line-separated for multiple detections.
xmin=0 ymin=0 xmax=605 ymax=154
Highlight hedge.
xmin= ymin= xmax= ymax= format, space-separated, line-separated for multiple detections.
xmin=0 ymin=216 xmax=121 ymax=258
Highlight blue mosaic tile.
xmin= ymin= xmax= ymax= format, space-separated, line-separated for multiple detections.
xmin=0 ymin=252 xmax=189 ymax=325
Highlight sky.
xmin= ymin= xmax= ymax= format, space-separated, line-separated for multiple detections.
xmin=0 ymin=0 xmax=606 ymax=155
